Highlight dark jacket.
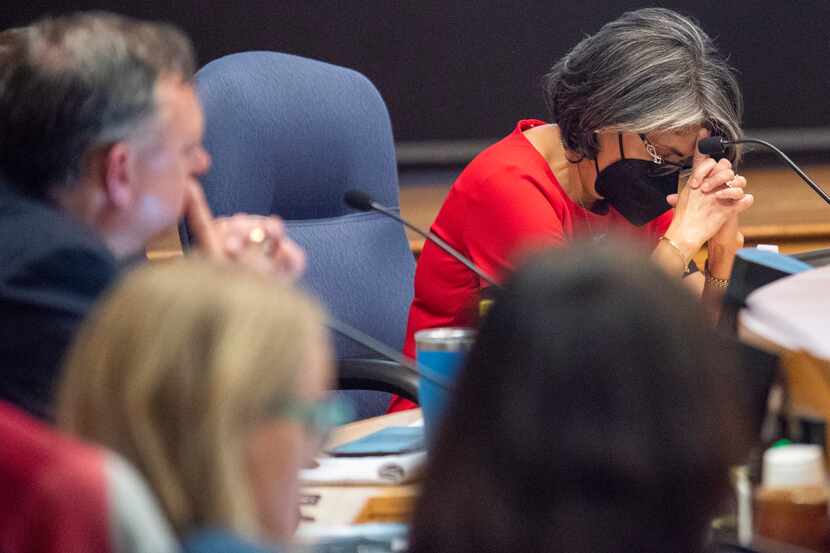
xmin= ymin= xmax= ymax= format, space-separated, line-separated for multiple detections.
xmin=0 ymin=182 xmax=118 ymax=419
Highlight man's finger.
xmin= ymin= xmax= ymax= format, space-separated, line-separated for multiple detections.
xmin=262 ymin=217 xmax=286 ymax=240
xmin=184 ymin=183 xmax=224 ymax=257
xmin=275 ymin=238 xmax=307 ymax=281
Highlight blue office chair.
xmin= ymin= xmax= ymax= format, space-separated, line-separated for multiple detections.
xmin=190 ymin=51 xmax=417 ymax=419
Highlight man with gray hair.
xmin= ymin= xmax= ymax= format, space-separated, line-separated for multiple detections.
xmin=0 ymin=13 xmax=305 ymax=419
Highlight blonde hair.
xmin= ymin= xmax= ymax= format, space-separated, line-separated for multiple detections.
xmin=57 ymin=258 xmax=327 ymax=538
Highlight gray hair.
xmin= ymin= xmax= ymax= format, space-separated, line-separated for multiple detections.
xmin=0 ymin=12 xmax=195 ymax=200
xmin=544 ymin=8 xmax=743 ymax=163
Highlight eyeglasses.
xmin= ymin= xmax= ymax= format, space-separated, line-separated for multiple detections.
xmin=265 ymin=395 xmax=354 ymax=439
xmin=639 ymin=134 xmax=693 ymax=177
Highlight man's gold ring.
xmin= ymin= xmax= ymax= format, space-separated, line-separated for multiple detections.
xmin=248 ymin=227 xmax=267 ymax=244
xmin=247 ymin=227 xmax=274 ymax=255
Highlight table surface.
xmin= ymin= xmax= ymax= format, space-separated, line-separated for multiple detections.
xmin=326 ymin=409 xmax=423 ymax=449
xmin=300 ymin=409 xmax=423 ymax=529
xmin=146 ymin=164 xmax=830 ymax=262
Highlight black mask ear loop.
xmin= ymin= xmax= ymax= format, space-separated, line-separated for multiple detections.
xmin=594 ymin=134 xmax=627 ymax=173
xmin=588 ymin=138 xmax=612 ymax=216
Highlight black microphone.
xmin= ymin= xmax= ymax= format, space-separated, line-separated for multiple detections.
xmin=343 ymin=190 xmax=502 ymax=289
xmin=698 ymin=136 xmax=830 ymax=205
xmin=326 ymin=316 xmax=451 ymax=391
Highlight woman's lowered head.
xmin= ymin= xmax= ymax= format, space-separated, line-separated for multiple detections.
xmin=544 ymin=7 xmax=742 ymax=166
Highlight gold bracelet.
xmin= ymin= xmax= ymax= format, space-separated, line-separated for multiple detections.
xmin=704 ymin=259 xmax=730 ymax=289
xmin=658 ymin=235 xmax=690 ymax=274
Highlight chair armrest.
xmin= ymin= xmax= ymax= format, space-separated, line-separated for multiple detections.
xmin=337 ymin=358 xmax=419 ymax=403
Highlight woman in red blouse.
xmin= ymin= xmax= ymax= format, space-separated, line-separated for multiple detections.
xmin=393 ymin=8 xmax=752 ymax=412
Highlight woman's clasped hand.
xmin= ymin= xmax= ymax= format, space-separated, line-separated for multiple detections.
xmin=663 ymin=129 xmax=753 ymax=279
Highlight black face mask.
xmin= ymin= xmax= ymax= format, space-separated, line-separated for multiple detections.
xmin=592 ymin=135 xmax=678 ymax=226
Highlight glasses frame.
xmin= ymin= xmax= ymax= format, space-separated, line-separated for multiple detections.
xmin=264 ymin=395 xmax=354 ymax=439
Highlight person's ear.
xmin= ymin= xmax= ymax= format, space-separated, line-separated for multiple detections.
xmin=101 ymin=142 xmax=135 ymax=209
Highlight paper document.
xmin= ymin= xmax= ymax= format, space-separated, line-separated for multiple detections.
xmin=740 ymin=264 xmax=830 ymax=360
xmin=300 ymin=451 xmax=426 ymax=486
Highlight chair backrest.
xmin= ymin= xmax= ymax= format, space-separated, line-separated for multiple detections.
xmin=195 ymin=52 xmax=416 ymax=418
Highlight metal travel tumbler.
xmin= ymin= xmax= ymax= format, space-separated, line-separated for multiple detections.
xmin=415 ymin=327 xmax=476 ymax=444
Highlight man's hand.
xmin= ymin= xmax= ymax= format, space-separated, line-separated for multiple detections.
xmin=183 ymin=183 xmax=306 ymax=280
xmin=214 ymin=213 xmax=306 ymax=279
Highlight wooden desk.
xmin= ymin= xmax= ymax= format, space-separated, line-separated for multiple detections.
xmin=147 ymin=165 xmax=830 ymax=262
xmin=300 ymin=410 xmax=422 ymax=528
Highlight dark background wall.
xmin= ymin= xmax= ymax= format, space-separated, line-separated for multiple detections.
xmin=4 ymin=1 xmax=830 ymax=159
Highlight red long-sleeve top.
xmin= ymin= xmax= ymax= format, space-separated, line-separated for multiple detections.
xmin=392 ymin=120 xmax=672 ymax=412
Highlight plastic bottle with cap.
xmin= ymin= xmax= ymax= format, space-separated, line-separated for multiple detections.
xmin=754 ymin=444 xmax=830 ymax=551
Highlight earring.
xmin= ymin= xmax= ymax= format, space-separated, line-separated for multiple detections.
xmin=643 ymin=138 xmax=663 ymax=164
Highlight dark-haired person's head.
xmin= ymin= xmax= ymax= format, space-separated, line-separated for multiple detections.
xmin=410 ymin=243 xmax=752 ymax=553
xmin=0 ymin=12 xmax=210 ymax=258
xmin=0 ymin=27 xmax=27 ymax=57
xmin=0 ymin=27 xmax=27 ymax=86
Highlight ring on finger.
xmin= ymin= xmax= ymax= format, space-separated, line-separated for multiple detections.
xmin=248 ymin=227 xmax=267 ymax=244
xmin=247 ymin=227 xmax=275 ymax=255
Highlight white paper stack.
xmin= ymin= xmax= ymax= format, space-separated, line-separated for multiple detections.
xmin=300 ymin=451 xmax=426 ymax=486
xmin=740 ymin=264 xmax=830 ymax=360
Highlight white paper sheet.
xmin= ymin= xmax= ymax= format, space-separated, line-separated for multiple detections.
xmin=299 ymin=451 xmax=426 ymax=486
xmin=740 ymin=264 xmax=830 ymax=360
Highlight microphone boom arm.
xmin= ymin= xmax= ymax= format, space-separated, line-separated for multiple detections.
xmin=368 ymin=202 xmax=502 ymax=288
xmin=326 ymin=316 xmax=452 ymax=391
xmin=728 ymin=138 xmax=830 ymax=205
